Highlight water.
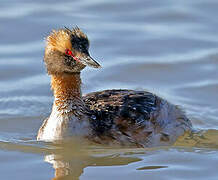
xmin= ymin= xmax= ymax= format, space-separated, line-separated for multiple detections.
xmin=0 ymin=0 xmax=218 ymax=179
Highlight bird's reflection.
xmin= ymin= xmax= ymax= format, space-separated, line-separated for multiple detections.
xmin=44 ymin=139 xmax=142 ymax=180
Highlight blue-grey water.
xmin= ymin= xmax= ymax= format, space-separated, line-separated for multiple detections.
xmin=0 ymin=0 xmax=218 ymax=179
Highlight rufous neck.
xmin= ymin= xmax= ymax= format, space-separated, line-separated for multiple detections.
xmin=51 ymin=73 xmax=81 ymax=100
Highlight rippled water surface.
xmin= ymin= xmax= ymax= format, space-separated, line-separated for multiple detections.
xmin=0 ymin=0 xmax=218 ymax=179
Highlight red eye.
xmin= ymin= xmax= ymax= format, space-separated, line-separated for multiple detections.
xmin=65 ymin=49 xmax=80 ymax=62
xmin=65 ymin=49 xmax=73 ymax=56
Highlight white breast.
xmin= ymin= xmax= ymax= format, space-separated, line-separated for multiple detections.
xmin=38 ymin=104 xmax=90 ymax=141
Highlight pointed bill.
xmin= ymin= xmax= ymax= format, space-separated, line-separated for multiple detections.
xmin=79 ymin=54 xmax=101 ymax=68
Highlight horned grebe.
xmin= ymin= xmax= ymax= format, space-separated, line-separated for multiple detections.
xmin=37 ymin=27 xmax=192 ymax=147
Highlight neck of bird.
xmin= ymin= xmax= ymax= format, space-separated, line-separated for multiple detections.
xmin=51 ymin=73 xmax=83 ymax=114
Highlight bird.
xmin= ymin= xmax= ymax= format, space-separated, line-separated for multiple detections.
xmin=37 ymin=27 xmax=192 ymax=147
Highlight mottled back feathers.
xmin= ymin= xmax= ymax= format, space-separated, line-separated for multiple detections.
xmin=83 ymin=90 xmax=159 ymax=138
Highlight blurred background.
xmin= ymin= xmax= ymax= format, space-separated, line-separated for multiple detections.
xmin=0 ymin=0 xmax=218 ymax=180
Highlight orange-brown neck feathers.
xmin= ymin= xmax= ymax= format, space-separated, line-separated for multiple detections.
xmin=51 ymin=73 xmax=81 ymax=99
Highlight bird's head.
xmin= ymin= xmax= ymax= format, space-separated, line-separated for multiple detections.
xmin=44 ymin=27 xmax=101 ymax=74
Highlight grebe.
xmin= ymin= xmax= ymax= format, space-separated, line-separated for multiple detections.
xmin=37 ymin=27 xmax=192 ymax=147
